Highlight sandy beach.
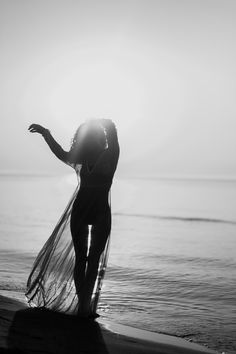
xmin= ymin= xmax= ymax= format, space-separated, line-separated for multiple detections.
xmin=0 ymin=295 xmax=219 ymax=354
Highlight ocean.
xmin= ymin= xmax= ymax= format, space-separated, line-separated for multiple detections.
xmin=0 ymin=173 xmax=235 ymax=354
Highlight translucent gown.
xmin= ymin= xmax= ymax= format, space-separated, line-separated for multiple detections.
xmin=25 ymin=137 xmax=119 ymax=315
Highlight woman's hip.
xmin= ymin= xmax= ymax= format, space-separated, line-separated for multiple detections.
xmin=70 ymin=201 xmax=111 ymax=228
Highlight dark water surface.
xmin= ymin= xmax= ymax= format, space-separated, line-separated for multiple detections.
xmin=0 ymin=174 xmax=235 ymax=353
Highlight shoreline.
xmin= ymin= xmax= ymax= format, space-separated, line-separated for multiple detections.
xmin=0 ymin=294 xmax=219 ymax=354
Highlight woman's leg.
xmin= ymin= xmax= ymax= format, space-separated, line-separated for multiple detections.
xmin=70 ymin=218 xmax=89 ymax=301
xmin=79 ymin=209 xmax=111 ymax=314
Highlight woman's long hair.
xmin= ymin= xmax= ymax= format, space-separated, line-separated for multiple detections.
xmin=69 ymin=119 xmax=118 ymax=164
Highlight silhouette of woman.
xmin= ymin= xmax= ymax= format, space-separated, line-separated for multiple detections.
xmin=25 ymin=119 xmax=119 ymax=318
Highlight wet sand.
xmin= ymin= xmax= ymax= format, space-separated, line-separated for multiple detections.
xmin=0 ymin=295 xmax=218 ymax=354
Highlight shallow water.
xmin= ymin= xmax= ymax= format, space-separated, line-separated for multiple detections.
xmin=0 ymin=173 xmax=235 ymax=353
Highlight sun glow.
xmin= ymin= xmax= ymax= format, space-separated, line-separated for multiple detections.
xmin=49 ymin=58 xmax=144 ymax=137
xmin=47 ymin=50 xmax=184 ymax=159
xmin=21 ymin=42 xmax=186 ymax=164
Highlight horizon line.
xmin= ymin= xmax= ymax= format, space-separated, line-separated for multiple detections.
xmin=1 ymin=169 xmax=236 ymax=182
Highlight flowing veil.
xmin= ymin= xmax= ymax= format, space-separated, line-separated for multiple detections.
xmin=25 ymin=169 xmax=112 ymax=315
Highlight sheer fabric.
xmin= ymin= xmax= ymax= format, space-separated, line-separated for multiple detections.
xmin=25 ymin=124 xmax=119 ymax=315
xmin=25 ymin=167 xmax=112 ymax=314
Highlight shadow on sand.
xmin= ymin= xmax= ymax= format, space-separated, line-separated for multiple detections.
xmin=7 ymin=307 xmax=109 ymax=354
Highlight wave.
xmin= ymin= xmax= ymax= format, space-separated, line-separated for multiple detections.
xmin=113 ymin=212 xmax=236 ymax=225
xmin=0 ymin=284 xmax=26 ymax=292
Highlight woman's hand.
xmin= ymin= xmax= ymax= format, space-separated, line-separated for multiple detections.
xmin=28 ymin=124 xmax=48 ymax=135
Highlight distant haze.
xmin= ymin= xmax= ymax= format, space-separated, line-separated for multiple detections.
xmin=1 ymin=0 xmax=236 ymax=178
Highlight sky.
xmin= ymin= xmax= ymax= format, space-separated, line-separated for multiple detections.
xmin=1 ymin=0 xmax=236 ymax=178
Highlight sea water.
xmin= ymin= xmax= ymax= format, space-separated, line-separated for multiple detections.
xmin=0 ymin=173 xmax=235 ymax=354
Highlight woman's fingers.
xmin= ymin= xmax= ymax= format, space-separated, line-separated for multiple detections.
xmin=28 ymin=125 xmax=38 ymax=132
xmin=28 ymin=124 xmax=45 ymax=134
xmin=28 ymin=124 xmax=38 ymax=132
xmin=29 ymin=124 xmax=39 ymax=129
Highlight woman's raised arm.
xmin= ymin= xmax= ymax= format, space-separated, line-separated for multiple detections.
xmin=28 ymin=124 xmax=74 ymax=167
xmin=100 ymin=119 xmax=120 ymax=172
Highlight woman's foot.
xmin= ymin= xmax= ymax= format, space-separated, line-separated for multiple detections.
xmin=76 ymin=309 xmax=100 ymax=319
xmin=76 ymin=310 xmax=90 ymax=318
xmin=88 ymin=312 xmax=100 ymax=319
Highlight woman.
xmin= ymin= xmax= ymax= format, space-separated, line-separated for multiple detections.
xmin=25 ymin=119 xmax=119 ymax=318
